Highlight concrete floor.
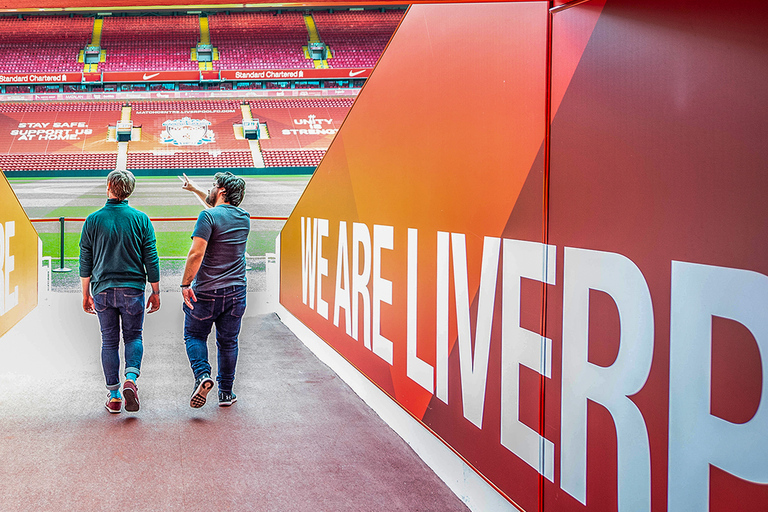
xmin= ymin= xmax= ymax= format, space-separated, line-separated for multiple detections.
xmin=0 ymin=292 xmax=470 ymax=512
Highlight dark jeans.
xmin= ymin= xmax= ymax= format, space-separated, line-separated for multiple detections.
xmin=183 ymin=285 xmax=247 ymax=393
xmin=94 ymin=287 xmax=145 ymax=390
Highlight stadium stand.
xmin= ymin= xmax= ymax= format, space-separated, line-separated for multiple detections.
xmin=131 ymin=100 xmax=240 ymax=112
xmin=313 ymin=10 xmax=402 ymax=68
xmin=0 ymin=102 xmax=121 ymax=112
xmin=261 ymin=149 xmax=325 ymax=167
xmin=0 ymin=9 xmax=402 ymax=173
xmin=126 ymin=150 xmax=253 ymax=169
xmin=0 ymin=16 xmax=91 ymax=73
xmin=249 ymin=98 xmax=355 ymax=109
xmin=208 ymin=12 xmax=314 ymax=70
xmin=100 ymin=15 xmax=200 ymax=71
xmin=0 ymin=153 xmax=117 ymax=171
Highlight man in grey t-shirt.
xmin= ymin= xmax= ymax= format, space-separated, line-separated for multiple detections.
xmin=180 ymin=172 xmax=250 ymax=408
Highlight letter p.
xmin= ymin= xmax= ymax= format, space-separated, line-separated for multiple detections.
xmin=668 ymin=262 xmax=768 ymax=511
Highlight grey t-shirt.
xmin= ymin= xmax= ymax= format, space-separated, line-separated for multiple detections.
xmin=191 ymin=204 xmax=250 ymax=292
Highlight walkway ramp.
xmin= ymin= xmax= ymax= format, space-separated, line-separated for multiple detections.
xmin=0 ymin=292 xmax=468 ymax=512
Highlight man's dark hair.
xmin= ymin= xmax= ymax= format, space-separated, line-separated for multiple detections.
xmin=214 ymin=172 xmax=246 ymax=207
xmin=107 ymin=169 xmax=135 ymax=200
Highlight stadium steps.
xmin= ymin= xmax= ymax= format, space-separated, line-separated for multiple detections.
xmin=239 ymin=103 xmax=266 ymax=167
xmin=199 ymin=16 xmax=210 ymax=45
xmin=240 ymin=103 xmax=253 ymax=121
xmin=303 ymin=14 xmax=330 ymax=68
xmin=249 ymin=140 xmax=266 ymax=168
xmin=121 ymin=105 xmax=131 ymax=122
xmin=116 ymin=142 xmax=128 ymax=170
xmin=81 ymin=19 xmax=105 ymax=73
xmin=92 ymin=18 xmax=103 ymax=47
xmin=304 ymin=14 xmax=322 ymax=44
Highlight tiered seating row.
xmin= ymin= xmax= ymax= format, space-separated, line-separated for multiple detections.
xmin=262 ymin=149 xmax=325 ymax=167
xmin=0 ymin=102 xmax=121 ymax=112
xmin=0 ymin=153 xmax=116 ymax=171
xmin=100 ymin=16 xmax=200 ymax=71
xmin=131 ymin=100 xmax=241 ymax=112
xmin=249 ymin=98 xmax=354 ymax=110
xmin=126 ymin=151 xmax=253 ymax=169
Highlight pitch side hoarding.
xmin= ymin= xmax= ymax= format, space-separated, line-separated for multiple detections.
xmin=280 ymin=1 xmax=768 ymax=510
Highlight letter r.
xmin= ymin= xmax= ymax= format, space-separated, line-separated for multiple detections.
xmin=560 ymin=247 xmax=653 ymax=511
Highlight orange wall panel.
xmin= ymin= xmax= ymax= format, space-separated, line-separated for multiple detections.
xmin=0 ymin=172 xmax=38 ymax=338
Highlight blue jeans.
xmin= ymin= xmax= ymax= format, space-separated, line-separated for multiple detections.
xmin=94 ymin=287 xmax=145 ymax=390
xmin=183 ymin=285 xmax=246 ymax=393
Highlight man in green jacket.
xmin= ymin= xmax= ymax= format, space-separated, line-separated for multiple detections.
xmin=79 ymin=170 xmax=161 ymax=414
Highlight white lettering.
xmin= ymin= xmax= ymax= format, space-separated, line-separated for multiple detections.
xmin=500 ymin=239 xmax=555 ymax=481
xmin=372 ymin=224 xmax=394 ymax=364
xmin=301 ymin=217 xmax=315 ymax=307
xmin=1 ymin=222 xmax=18 ymax=315
xmin=668 ymin=262 xmax=768 ymax=511
xmin=453 ymin=234 xmax=500 ymax=428
xmin=407 ymin=228 xmax=434 ymax=393
xmin=436 ymin=231 xmax=450 ymax=403
xmin=333 ymin=221 xmax=352 ymax=336
xmin=352 ymin=222 xmax=372 ymax=349
xmin=560 ymin=247 xmax=653 ymax=510
xmin=315 ymin=218 xmax=329 ymax=319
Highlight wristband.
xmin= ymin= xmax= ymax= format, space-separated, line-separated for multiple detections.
xmin=180 ymin=284 xmax=191 ymax=289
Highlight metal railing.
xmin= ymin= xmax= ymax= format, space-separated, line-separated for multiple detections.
xmin=30 ymin=215 xmax=289 ymax=272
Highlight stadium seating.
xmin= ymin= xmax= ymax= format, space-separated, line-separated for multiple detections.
xmin=262 ymin=149 xmax=325 ymax=167
xmin=0 ymin=153 xmax=117 ymax=171
xmin=100 ymin=15 xmax=199 ymax=71
xmin=126 ymin=151 xmax=253 ymax=169
xmin=312 ymin=10 xmax=402 ymax=68
xmin=0 ymin=16 xmax=91 ymax=73
xmin=131 ymin=100 xmax=241 ymax=112
xmin=207 ymin=12 xmax=314 ymax=70
xmin=0 ymin=10 xmax=399 ymax=77
xmin=0 ymin=102 xmax=121 ymax=112
xmin=249 ymin=98 xmax=354 ymax=109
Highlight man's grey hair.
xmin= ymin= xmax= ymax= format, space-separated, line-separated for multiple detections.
xmin=107 ymin=169 xmax=136 ymax=200
xmin=214 ymin=172 xmax=246 ymax=207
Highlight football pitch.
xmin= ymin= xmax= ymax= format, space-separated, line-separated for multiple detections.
xmin=8 ymin=173 xmax=311 ymax=290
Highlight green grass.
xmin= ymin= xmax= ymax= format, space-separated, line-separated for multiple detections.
xmin=39 ymin=230 xmax=280 ymax=259
xmin=20 ymin=175 xmax=293 ymax=259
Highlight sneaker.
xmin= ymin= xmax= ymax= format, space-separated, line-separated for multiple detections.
xmin=218 ymin=390 xmax=237 ymax=407
xmin=190 ymin=374 xmax=214 ymax=408
xmin=105 ymin=395 xmax=122 ymax=414
xmin=123 ymin=380 xmax=140 ymax=412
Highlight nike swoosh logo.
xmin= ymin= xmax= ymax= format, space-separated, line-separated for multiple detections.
xmin=348 ymin=70 xmax=367 ymax=77
xmin=143 ymin=73 xmax=161 ymax=80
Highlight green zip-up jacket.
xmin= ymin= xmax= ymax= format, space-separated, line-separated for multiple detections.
xmin=79 ymin=199 xmax=160 ymax=296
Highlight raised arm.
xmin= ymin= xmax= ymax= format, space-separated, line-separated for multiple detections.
xmin=180 ymin=173 xmax=210 ymax=207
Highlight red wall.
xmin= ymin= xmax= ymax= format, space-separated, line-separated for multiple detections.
xmin=280 ymin=1 xmax=768 ymax=510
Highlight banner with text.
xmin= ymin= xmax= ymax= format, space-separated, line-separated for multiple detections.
xmin=279 ymin=1 xmax=768 ymax=511
xmin=0 ymin=172 xmax=38 ymax=338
